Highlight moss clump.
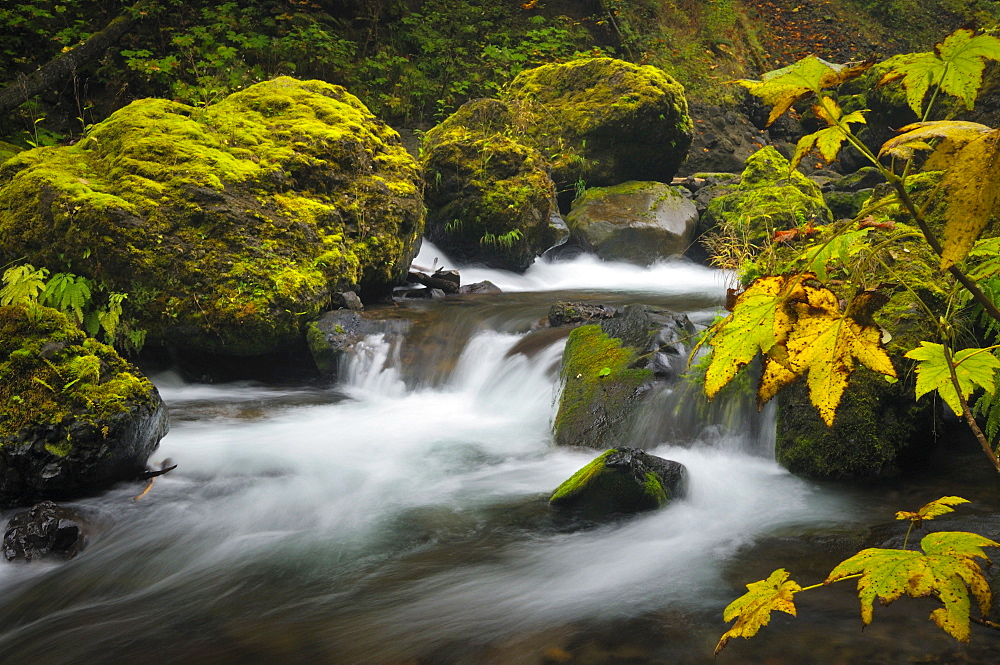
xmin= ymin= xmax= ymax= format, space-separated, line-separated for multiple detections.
xmin=0 ymin=77 xmax=424 ymax=356
xmin=550 ymin=449 xmax=615 ymax=503
xmin=504 ymin=57 xmax=693 ymax=189
xmin=0 ymin=303 xmax=156 ymax=443
xmin=422 ymin=99 xmax=561 ymax=271
xmin=0 ymin=141 xmax=22 ymax=164
xmin=553 ymin=325 xmax=653 ymax=448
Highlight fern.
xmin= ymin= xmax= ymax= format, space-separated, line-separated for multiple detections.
xmin=1 ymin=264 xmax=49 ymax=306
xmin=63 ymin=354 xmax=102 ymax=389
xmin=40 ymin=272 xmax=93 ymax=324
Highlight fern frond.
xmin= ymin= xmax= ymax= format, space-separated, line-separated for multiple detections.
xmin=1 ymin=265 xmax=49 ymax=306
xmin=40 ymin=273 xmax=92 ymax=324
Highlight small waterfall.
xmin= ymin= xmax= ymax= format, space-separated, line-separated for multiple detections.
xmin=341 ymin=333 xmax=406 ymax=397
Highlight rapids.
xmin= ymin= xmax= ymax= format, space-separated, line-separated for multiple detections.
xmin=1 ymin=243 xmax=998 ymax=664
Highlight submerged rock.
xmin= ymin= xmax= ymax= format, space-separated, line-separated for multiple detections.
xmin=306 ymin=309 xmax=408 ymax=378
xmin=0 ymin=77 xmax=423 ymax=357
xmin=567 ymin=181 xmax=699 ymax=265
xmin=549 ymin=448 xmax=687 ymax=518
xmin=422 ymin=98 xmax=565 ymax=271
xmin=0 ymin=304 xmax=168 ymax=507
xmin=4 ymin=501 xmax=86 ymax=561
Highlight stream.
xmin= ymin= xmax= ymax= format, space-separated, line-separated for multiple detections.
xmin=1 ymin=242 xmax=999 ymax=664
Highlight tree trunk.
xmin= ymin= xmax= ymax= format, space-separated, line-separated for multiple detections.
xmin=0 ymin=14 xmax=135 ymax=121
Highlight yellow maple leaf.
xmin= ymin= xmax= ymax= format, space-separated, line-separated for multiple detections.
xmin=716 ymin=568 xmax=802 ymax=655
xmin=896 ymin=496 xmax=971 ymax=524
xmin=940 ymin=128 xmax=1000 ymax=269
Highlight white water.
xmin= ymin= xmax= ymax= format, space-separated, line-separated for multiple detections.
xmin=0 ymin=254 xmax=856 ymax=664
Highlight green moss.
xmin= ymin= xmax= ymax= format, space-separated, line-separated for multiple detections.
xmin=0 ymin=303 xmax=156 ymax=447
xmin=0 ymin=141 xmax=23 ymax=164
xmin=553 ymin=325 xmax=653 ymax=448
xmin=0 ymin=77 xmax=424 ymax=356
xmin=549 ymin=449 xmax=614 ymax=503
xmin=642 ymin=471 xmax=668 ymax=504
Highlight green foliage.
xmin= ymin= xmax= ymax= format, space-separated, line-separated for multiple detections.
xmin=905 ymin=342 xmax=1000 ymax=416
xmin=717 ymin=497 xmax=1000 ymax=653
xmin=0 ymin=264 xmax=48 ymax=305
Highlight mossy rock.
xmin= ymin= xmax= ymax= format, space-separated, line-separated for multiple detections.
xmin=504 ymin=57 xmax=693 ymax=191
xmin=422 ymin=98 xmax=564 ymax=271
xmin=0 ymin=141 xmax=22 ymax=164
xmin=566 ymin=181 xmax=699 ymax=265
xmin=824 ymin=188 xmax=874 ymax=220
xmin=306 ymin=309 xmax=408 ymax=378
xmin=775 ymin=367 xmax=936 ymax=480
xmin=0 ymin=303 xmax=168 ymax=507
xmin=549 ymin=447 xmax=687 ymax=519
xmin=700 ymin=147 xmax=833 ymax=243
xmin=0 ymin=77 xmax=424 ymax=356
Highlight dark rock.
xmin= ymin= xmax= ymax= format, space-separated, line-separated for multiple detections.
xmin=458 ymin=280 xmax=502 ymax=295
xmin=680 ymin=101 xmax=771 ymax=176
xmin=832 ymin=167 xmax=883 ymax=192
xmin=549 ymin=448 xmax=687 ymax=518
xmin=4 ymin=501 xmax=86 ymax=561
xmin=566 ymin=181 xmax=699 ymax=265
xmin=305 ymin=309 xmax=409 ymax=378
xmin=334 ymin=291 xmax=364 ymax=311
xmin=547 ymin=302 xmax=617 ymax=328
xmin=407 ymin=270 xmax=461 ymax=294
xmin=824 ymin=188 xmax=874 ymax=220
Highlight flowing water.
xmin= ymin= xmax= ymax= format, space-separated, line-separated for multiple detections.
xmin=2 ymin=243 xmax=999 ymax=664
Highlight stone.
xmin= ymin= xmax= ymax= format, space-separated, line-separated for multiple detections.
xmin=458 ymin=280 xmax=502 ymax=295
xmin=566 ymin=181 xmax=699 ymax=265
xmin=547 ymin=302 xmax=617 ymax=328
xmin=305 ymin=309 xmax=408 ymax=378
xmin=4 ymin=501 xmax=86 ymax=561
xmin=1 ymin=303 xmax=168 ymax=507
xmin=334 ymin=291 xmax=364 ymax=311
xmin=549 ymin=448 xmax=687 ymax=518
xmin=0 ymin=77 xmax=424 ymax=357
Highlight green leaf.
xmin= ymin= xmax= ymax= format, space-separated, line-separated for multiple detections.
xmin=0 ymin=264 xmax=49 ymax=306
xmin=40 ymin=272 xmax=92 ymax=324
xmin=598 ymin=366 xmax=611 ymax=377
xmin=904 ymin=342 xmax=1000 ymax=415
xmin=896 ymin=496 xmax=970 ymax=523
xmin=789 ymin=228 xmax=870 ymax=283
xmin=734 ymin=57 xmax=874 ymax=126
xmin=826 ymin=531 xmax=998 ymax=643
xmin=879 ymin=30 xmax=1000 ymax=115
xmin=790 ymin=100 xmax=866 ymax=170
xmin=716 ymin=568 xmax=802 ymax=654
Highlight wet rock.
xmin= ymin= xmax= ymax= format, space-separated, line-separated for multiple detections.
xmin=1 ymin=304 xmax=169 ymax=508
xmin=552 ymin=305 xmax=695 ymax=448
xmin=407 ymin=269 xmax=461 ymax=294
xmin=305 ymin=309 xmax=408 ymax=378
xmin=4 ymin=501 xmax=86 ymax=561
xmin=566 ymin=181 xmax=699 ymax=265
xmin=547 ymin=302 xmax=617 ymax=328
xmin=459 ymin=280 xmax=502 ymax=295
xmin=549 ymin=448 xmax=687 ymax=518
xmin=334 ymin=291 xmax=364 ymax=311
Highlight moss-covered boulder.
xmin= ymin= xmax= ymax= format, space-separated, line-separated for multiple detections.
xmin=422 ymin=98 xmax=564 ymax=271
xmin=701 ymin=146 xmax=833 ymax=243
xmin=0 ymin=77 xmax=423 ymax=356
xmin=0 ymin=141 xmax=21 ymax=164
xmin=566 ymin=181 xmax=698 ymax=264
xmin=505 ymin=57 xmax=693 ymax=192
xmin=549 ymin=448 xmax=687 ymax=518
xmin=0 ymin=303 xmax=168 ymax=507
xmin=553 ymin=305 xmax=695 ymax=448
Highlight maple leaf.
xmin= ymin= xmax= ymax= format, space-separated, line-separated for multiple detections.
xmin=760 ymin=285 xmax=896 ymax=424
xmin=879 ymin=29 xmax=1000 ymax=115
xmin=939 ymin=128 xmax=1000 ymax=269
xmin=704 ymin=275 xmax=804 ymax=399
xmin=735 ymin=57 xmax=874 ymax=126
xmin=878 ymin=120 xmax=992 ymax=161
xmin=904 ymin=342 xmax=1000 ymax=416
xmin=790 ymin=99 xmax=867 ymax=170
xmin=896 ymin=496 xmax=971 ymax=524
xmin=826 ymin=531 xmax=998 ymax=642
xmin=716 ymin=568 xmax=802 ymax=655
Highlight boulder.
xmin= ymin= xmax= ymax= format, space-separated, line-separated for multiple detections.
xmin=0 ymin=77 xmax=424 ymax=357
xmin=547 ymin=301 xmax=617 ymax=328
xmin=700 ymin=147 xmax=833 ymax=244
xmin=505 ymin=58 xmax=693 ymax=193
xmin=679 ymin=102 xmax=772 ymax=175
xmin=459 ymin=280 xmax=502 ymax=295
xmin=566 ymin=181 xmax=698 ymax=264
xmin=4 ymin=501 xmax=86 ymax=561
xmin=0 ymin=141 xmax=21 ymax=164
xmin=306 ymin=309 xmax=408 ymax=378
xmin=553 ymin=305 xmax=695 ymax=448
xmin=422 ymin=98 xmax=566 ymax=271
xmin=0 ymin=304 xmax=168 ymax=507
xmin=549 ymin=448 xmax=687 ymax=518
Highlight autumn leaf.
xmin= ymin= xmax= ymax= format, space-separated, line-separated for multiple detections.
xmin=904 ymin=342 xmax=1000 ymax=416
xmin=939 ymin=129 xmax=1000 ymax=269
xmin=705 ymin=275 xmax=804 ymax=399
xmin=760 ymin=285 xmax=896 ymax=424
xmin=896 ymin=496 xmax=971 ymax=524
xmin=879 ymin=29 xmax=1000 ymax=115
xmin=791 ymin=100 xmax=867 ymax=170
xmin=878 ymin=120 xmax=992 ymax=161
xmin=826 ymin=531 xmax=998 ymax=642
xmin=716 ymin=568 xmax=802 ymax=654
xmin=734 ymin=56 xmax=874 ymax=126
